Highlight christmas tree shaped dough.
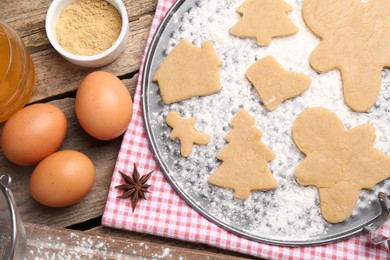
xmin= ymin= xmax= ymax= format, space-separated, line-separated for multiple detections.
xmin=153 ymin=40 xmax=222 ymax=104
xmin=303 ymin=0 xmax=390 ymax=112
xmin=166 ymin=111 xmax=211 ymax=157
xmin=208 ymin=109 xmax=278 ymax=199
xmin=230 ymin=0 xmax=298 ymax=45
xmin=293 ymin=107 xmax=390 ymax=223
xmin=246 ymin=55 xmax=311 ymax=111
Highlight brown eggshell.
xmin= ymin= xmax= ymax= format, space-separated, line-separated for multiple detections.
xmin=75 ymin=71 xmax=133 ymax=140
xmin=29 ymin=150 xmax=95 ymax=207
xmin=1 ymin=103 xmax=67 ymax=166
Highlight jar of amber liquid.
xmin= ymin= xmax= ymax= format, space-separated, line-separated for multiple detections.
xmin=0 ymin=20 xmax=35 ymax=123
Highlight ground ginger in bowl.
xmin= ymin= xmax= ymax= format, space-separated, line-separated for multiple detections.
xmin=46 ymin=0 xmax=129 ymax=68
xmin=56 ymin=0 xmax=122 ymax=56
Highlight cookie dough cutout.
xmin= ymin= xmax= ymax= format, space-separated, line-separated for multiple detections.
xmin=303 ymin=0 xmax=390 ymax=112
xmin=230 ymin=0 xmax=298 ymax=45
xmin=153 ymin=40 xmax=222 ymax=104
xmin=166 ymin=111 xmax=211 ymax=157
xmin=293 ymin=107 xmax=390 ymax=223
xmin=208 ymin=109 xmax=278 ymax=199
xmin=246 ymin=55 xmax=311 ymax=111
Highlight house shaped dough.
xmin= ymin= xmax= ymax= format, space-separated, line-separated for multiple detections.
xmin=153 ymin=40 xmax=222 ymax=104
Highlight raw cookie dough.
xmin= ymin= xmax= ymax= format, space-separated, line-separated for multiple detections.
xmin=230 ymin=0 xmax=298 ymax=45
xmin=166 ymin=111 xmax=211 ymax=157
xmin=208 ymin=109 xmax=278 ymax=199
xmin=293 ymin=107 xmax=390 ymax=223
xmin=246 ymin=55 xmax=311 ymax=111
xmin=153 ymin=40 xmax=222 ymax=104
xmin=303 ymin=0 xmax=390 ymax=112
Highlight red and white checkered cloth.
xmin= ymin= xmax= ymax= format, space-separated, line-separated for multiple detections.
xmin=102 ymin=0 xmax=390 ymax=258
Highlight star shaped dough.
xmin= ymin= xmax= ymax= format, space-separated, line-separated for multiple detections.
xmin=230 ymin=0 xmax=298 ymax=45
xmin=303 ymin=0 xmax=390 ymax=112
xmin=166 ymin=112 xmax=211 ymax=157
xmin=293 ymin=107 xmax=390 ymax=223
xmin=246 ymin=55 xmax=311 ymax=111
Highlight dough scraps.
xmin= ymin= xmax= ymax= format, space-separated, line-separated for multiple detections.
xmin=166 ymin=111 xmax=211 ymax=157
xmin=293 ymin=107 xmax=390 ymax=223
xmin=153 ymin=40 xmax=222 ymax=104
xmin=230 ymin=0 xmax=298 ymax=45
xmin=246 ymin=55 xmax=311 ymax=111
xmin=303 ymin=0 xmax=390 ymax=112
xmin=208 ymin=109 xmax=278 ymax=199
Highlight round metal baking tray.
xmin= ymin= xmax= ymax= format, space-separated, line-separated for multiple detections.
xmin=142 ymin=0 xmax=388 ymax=246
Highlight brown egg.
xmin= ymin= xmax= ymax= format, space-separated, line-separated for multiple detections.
xmin=1 ymin=103 xmax=67 ymax=166
xmin=75 ymin=71 xmax=133 ymax=140
xmin=30 ymin=150 xmax=95 ymax=207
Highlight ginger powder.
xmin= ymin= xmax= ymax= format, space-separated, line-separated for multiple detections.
xmin=56 ymin=0 xmax=122 ymax=56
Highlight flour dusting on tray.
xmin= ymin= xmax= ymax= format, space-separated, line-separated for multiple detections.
xmin=147 ymin=0 xmax=390 ymax=241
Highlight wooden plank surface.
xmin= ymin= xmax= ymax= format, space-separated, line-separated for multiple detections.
xmin=0 ymin=75 xmax=137 ymax=227
xmin=0 ymin=0 xmax=151 ymax=228
xmin=1 ymin=0 xmax=156 ymax=103
xmin=26 ymin=223 xmax=250 ymax=259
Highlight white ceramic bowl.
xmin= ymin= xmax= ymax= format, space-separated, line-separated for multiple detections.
xmin=46 ymin=0 xmax=129 ymax=68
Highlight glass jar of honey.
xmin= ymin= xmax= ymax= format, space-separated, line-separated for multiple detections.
xmin=0 ymin=20 xmax=35 ymax=123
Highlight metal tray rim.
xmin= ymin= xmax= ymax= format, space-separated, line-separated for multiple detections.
xmin=141 ymin=0 xmax=376 ymax=246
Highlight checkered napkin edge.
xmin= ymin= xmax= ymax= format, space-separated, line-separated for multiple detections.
xmin=102 ymin=0 xmax=390 ymax=258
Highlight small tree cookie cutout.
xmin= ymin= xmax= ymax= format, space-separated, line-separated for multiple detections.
xmin=230 ymin=0 xmax=298 ymax=45
xmin=153 ymin=40 xmax=222 ymax=104
xmin=246 ymin=55 xmax=311 ymax=111
xmin=208 ymin=109 xmax=278 ymax=199
xmin=166 ymin=111 xmax=211 ymax=157
xmin=293 ymin=107 xmax=390 ymax=223
xmin=303 ymin=0 xmax=390 ymax=112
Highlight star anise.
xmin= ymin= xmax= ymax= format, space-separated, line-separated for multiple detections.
xmin=115 ymin=164 xmax=153 ymax=212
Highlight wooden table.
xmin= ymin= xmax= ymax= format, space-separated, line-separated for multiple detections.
xmin=0 ymin=1 xmax=252 ymax=259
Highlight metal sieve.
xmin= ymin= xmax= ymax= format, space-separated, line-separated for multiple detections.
xmin=0 ymin=174 xmax=26 ymax=260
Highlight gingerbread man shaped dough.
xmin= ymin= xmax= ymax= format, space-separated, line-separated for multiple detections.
xmin=293 ymin=107 xmax=390 ymax=223
xmin=166 ymin=112 xmax=211 ymax=157
xmin=303 ymin=0 xmax=390 ymax=112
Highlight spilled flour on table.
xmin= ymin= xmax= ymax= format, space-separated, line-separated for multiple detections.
xmin=147 ymin=0 xmax=390 ymax=242
xmin=26 ymin=232 xmax=173 ymax=259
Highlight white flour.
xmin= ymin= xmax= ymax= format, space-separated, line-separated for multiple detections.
xmin=149 ymin=0 xmax=390 ymax=242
